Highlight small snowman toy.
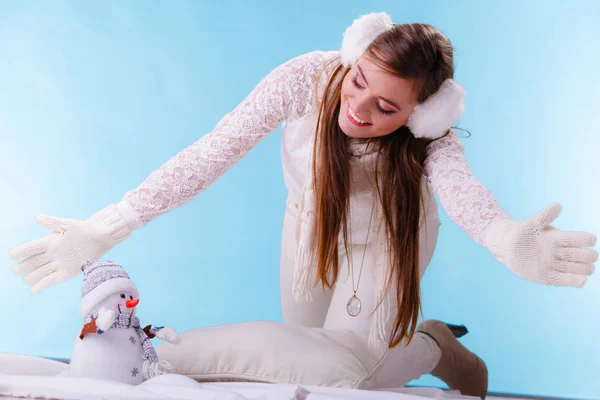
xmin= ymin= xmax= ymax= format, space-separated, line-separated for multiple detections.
xmin=67 ymin=259 xmax=181 ymax=385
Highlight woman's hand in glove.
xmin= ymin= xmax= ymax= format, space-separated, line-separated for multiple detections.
xmin=484 ymin=203 xmax=597 ymax=287
xmin=10 ymin=204 xmax=131 ymax=293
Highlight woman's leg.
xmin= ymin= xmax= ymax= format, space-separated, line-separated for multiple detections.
xmin=371 ymin=208 xmax=443 ymax=387
xmin=322 ymin=207 xmax=488 ymax=398
xmin=279 ymin=204 xmax=333 ymax=328
xmin=322 ymin=210 xmax=442 ymax=386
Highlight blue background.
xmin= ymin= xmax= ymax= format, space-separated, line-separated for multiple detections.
xmin=1 ymin=1 xmax=598 ymax=398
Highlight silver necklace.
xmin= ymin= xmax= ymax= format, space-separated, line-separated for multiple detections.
xmin=346 ymin=202 xmax=375 ymax=317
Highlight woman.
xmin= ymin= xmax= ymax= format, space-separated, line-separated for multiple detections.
xmin=10 ymin=13 xmax=597 ymax=399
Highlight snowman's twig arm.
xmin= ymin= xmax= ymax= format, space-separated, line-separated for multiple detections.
xmin=79 ymin=318 xmax=97 ymax=340
xmin=143 ymin=324 xmax=159 ymax=339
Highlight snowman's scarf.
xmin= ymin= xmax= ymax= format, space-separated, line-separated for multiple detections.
xmin=84 ymin=312 xmax=171 ymax=379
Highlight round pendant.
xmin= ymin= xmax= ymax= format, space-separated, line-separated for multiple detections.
xmin=346 ymin=295 xmax=362 ymax=317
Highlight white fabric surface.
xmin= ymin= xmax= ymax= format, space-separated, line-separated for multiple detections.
xmin=0 ymin=353 xmax=480 ymax=400
xmin=0 ymin=353 xmax=69 ymax=376
xmin=0 ymin=373 xmax=477 ymax=400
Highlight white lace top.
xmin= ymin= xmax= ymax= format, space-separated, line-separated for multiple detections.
xmin=115 ymin=50 xmax=510 ymax=247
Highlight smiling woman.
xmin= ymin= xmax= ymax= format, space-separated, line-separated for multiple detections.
xmin=309 ymin=23 xmax=464 ymax=360
xmin=339 ymin=59 xmax=416 ymax=135
xmin=5 ymin=5 xmax=599 ymax=400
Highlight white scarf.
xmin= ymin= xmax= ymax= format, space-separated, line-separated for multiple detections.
xmin=291 ymin=131 xmax=391 ymax=349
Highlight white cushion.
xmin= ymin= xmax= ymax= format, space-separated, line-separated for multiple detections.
xmin=155 ymin=321 xmax=387 ymax=389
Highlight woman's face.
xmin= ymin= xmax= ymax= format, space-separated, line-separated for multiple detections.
xmin=338 ymin=55 xmax=418 ymax=139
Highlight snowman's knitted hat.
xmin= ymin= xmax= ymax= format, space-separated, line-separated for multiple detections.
xmin=80 ymin=259 xmax=138 ymax=317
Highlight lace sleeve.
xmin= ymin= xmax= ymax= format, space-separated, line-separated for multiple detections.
xmin=116 ymin=51 xmax=333 ymax=229
xmin=424 ymin=132 xmax=511 ymax=246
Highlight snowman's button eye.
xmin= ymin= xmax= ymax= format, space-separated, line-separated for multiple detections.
xmin=130 ymin=296 xmax=133 ymax=300
xmin=120 ymin=294 xmax=126 ymax=299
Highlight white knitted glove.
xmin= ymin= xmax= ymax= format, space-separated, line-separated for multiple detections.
xmin=484 ymin=203 xmax=598 ymax=287
xmin=10 ymin=204 xmax=131 ymax=293
xmin=96 ymin=307 xmax=116 ymax=333
xmin=155 ymin=327 xmax=181 ymax=344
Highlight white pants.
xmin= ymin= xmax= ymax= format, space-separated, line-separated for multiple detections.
xmin=279 ymin=201 xmax=442 ymax=388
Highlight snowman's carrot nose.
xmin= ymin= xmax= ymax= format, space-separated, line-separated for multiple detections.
xmin=126 ymin=298 xmax=139 ymax=308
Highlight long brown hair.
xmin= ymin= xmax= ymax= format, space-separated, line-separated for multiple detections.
xmin=313 ymin=23 xmax=455 ymax=348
